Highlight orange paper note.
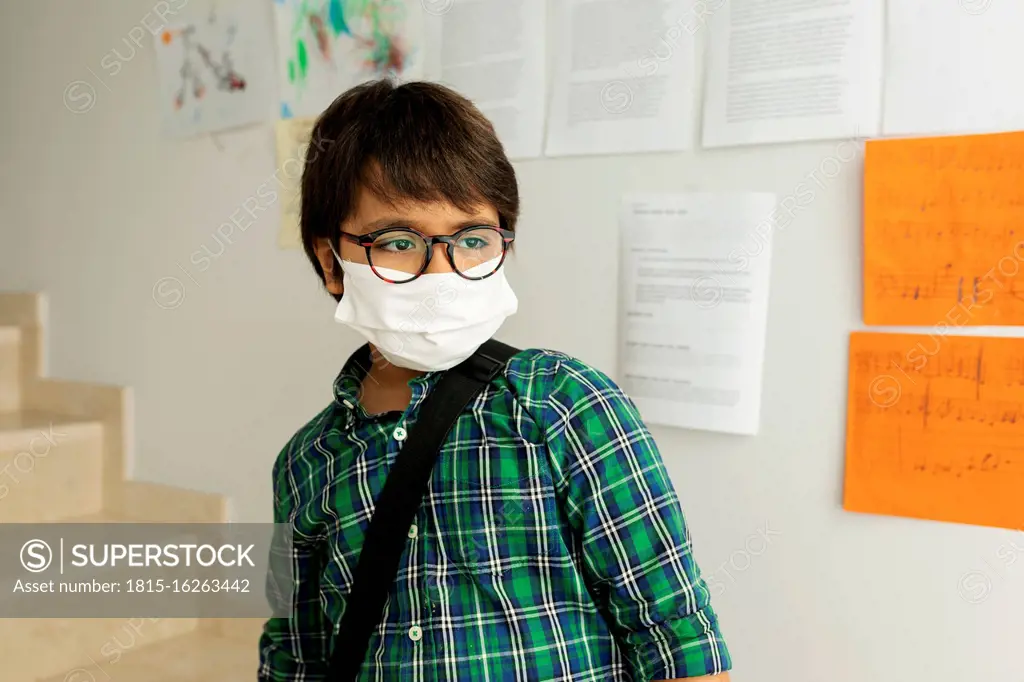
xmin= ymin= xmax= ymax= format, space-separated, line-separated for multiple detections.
xmin=844 ymin=332 xmax=1024 ymax=531
xmin=863 ymin=130 xmax=1024 ymax=325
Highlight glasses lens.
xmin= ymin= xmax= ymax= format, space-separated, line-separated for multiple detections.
xmin=453 ymin=227 xmax=505 ymax=277
xmin=368 ymin=230 xmax=427 ymax=282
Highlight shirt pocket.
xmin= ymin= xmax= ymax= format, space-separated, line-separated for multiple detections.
xmin=436 ymin=473 xmax=562 ymax=578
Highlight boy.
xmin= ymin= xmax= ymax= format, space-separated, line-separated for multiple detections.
xmin=258 ymin=79 xmax=732 ymax=681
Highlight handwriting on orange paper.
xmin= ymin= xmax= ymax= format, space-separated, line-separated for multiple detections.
xmin=863 ymin=130 xmax=1024 ymax=325
xmin=844 ymin=332 xmax=1024 ymax=531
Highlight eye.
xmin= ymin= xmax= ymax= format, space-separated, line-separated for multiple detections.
xmin=376 ymin=237 xmax=419 ymax=252
xmin=456 ymin=236 xmax=488 ymax=249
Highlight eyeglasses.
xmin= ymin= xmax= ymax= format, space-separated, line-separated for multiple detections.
xmin=338 ymin=225 xmax=515 ymax=284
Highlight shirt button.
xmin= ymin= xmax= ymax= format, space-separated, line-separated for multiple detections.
xmin=393 ymin=426 xmax=408 ymax=441
xmin=408 ymin=625 xmax=422 ymax=642
xmin=407 ymin=524 xmax=418 ymax=539
xmin=342 ymin=399 xmax=353 ymax=409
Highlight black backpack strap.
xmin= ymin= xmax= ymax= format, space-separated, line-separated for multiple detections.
xmin=327 ymin=339 xmax=519 ymax=680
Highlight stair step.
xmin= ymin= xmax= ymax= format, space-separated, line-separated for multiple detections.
xmin=48 ymin=510 xmax=135 ymax=523
xmin=0 ymin=293 xmax=42 ymax=328
xmin=8 ymin=617 xmax=200 ymax=682
xmin=0 ymin=410 xmax=100 ymax=444
xmin=0 ymin=326 xmax=19 ymax=411
xmin=3 ymin=511 xmax=216 ymax=682
xmin=0 ymin=411 xmax=105 ymax=522
xmin=32 ymin=628 xmax=259 ymax=682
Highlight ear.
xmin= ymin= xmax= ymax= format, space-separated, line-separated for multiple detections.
xmin=315 ymin=238 xmax=344 ymax=296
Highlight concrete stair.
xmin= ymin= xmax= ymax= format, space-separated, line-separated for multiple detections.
xmin=0 ymin=410 xmax=105 ymax=523
xmin=0 ymin=293 xmax=264 ymax=681
xmin=0 ymin=326 xmax=20 ymax=410
xmin=34 ymin=625 xmax=261 ymax=682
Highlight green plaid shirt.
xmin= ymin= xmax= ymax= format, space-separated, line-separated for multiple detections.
xmin=259 ymin=346 xmax=730 ymax=681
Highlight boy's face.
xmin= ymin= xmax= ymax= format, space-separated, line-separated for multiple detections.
xmin=316 ymin=183 xmax=501 ymax=296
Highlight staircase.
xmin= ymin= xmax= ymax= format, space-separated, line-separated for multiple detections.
xmin=0 ymin=293 xmax=265 ymax=681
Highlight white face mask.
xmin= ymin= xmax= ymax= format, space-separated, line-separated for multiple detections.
xmin=330 ymin=251 xmax=518 ymax=372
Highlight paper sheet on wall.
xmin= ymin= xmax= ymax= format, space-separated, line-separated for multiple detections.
xmin=275 ymin=117 xmax=318 ymax=249
xmin=619 ymin=193 xmax=775 ymax=435
xmin=545 ymin=0 xmax=697 ymax=156
xmin=844 ymin=332 xmax=1024 ymax=531
xmin=863 ymin=131 xmax=1024 ymax=326
xmin=153 ymin=4 xmax=276 ymax=137
xmin=424 ymin=0 xmax=545 ymax=160
xmin=883 ymin=1 xmax=1024 ymax=137
xmin=273 ymin=0 xmax=425 ymax=119
xmin=701 ymin=0 xmax=883 ymax=148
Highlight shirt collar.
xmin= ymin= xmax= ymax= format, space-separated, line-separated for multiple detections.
xmin=332 ymin=344 xmax=442 ymax=423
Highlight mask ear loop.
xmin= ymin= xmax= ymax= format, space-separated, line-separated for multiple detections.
xmin=328 ymin=240 xmax=345 ymax=299
xmin=328 ymin=240 xmax=343 ymax=266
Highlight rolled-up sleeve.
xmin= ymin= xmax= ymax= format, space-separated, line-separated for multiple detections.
xmin=541 ymin=356 xmax=732 ymax=680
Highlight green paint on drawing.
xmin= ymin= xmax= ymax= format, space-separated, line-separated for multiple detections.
xmin=296 ymin=39 xmax=308 ymax=78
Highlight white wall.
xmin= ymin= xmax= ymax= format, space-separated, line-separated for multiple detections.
xmin=2 ymin=1 xmax=1022 ymax=681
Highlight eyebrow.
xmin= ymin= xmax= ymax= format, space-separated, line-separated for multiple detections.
xmin=356 ymin=215 xmax=499 ymax=234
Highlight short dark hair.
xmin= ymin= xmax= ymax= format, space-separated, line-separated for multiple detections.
xmin=300 ymin=79 xmax=520 ymax=295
